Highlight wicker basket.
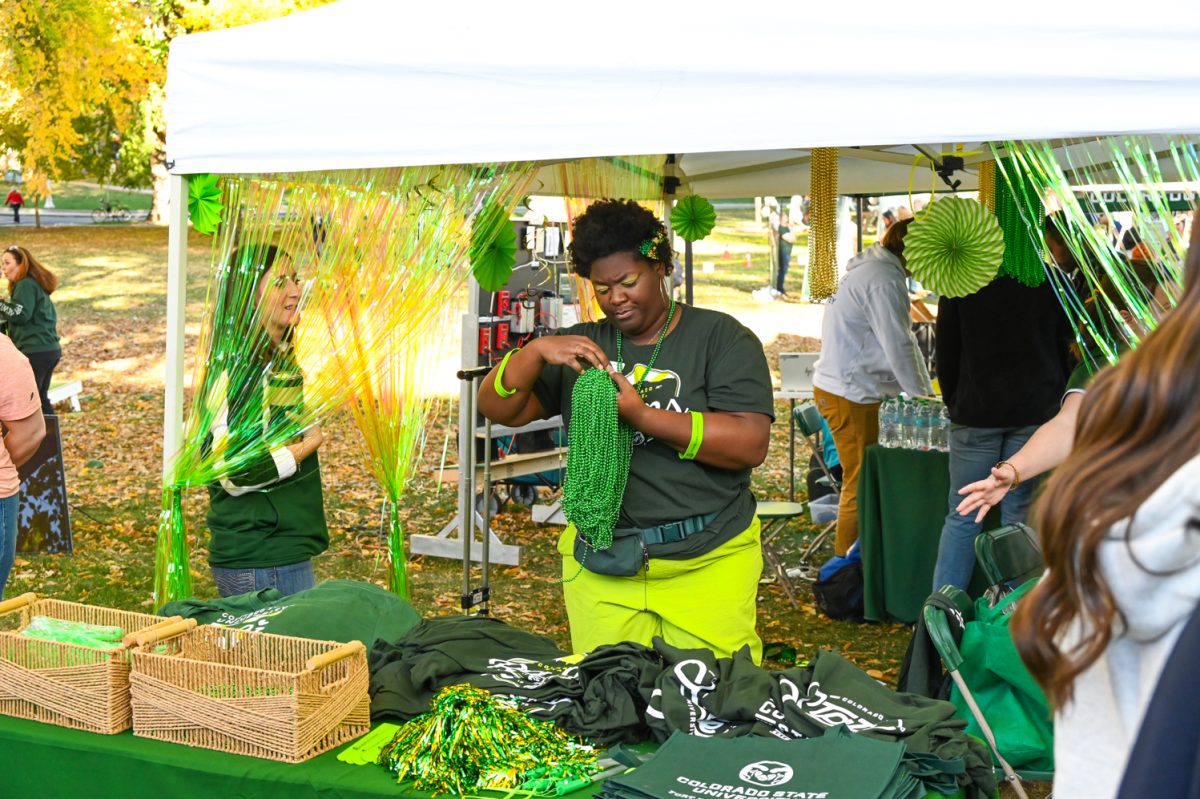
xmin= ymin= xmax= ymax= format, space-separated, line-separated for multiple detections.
xmin=129 ymin=620 xmax=370 ymax=762
xmin=0 ymin=592 xmax=184 ymax=734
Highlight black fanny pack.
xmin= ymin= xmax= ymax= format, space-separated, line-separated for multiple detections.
xmin=574 ymin=511 xmax=719 ymax=577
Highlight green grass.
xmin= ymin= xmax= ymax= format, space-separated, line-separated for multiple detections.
xmin=35 ymin=182 xmax=153 ymax=212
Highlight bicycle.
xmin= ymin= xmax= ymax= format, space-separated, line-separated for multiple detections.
xmin=92 ymin=198 xmax=131 ymax=223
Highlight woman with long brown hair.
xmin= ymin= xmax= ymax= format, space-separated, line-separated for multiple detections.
xmin=1011 ymin=214 xmax=1200 ymax=798
xmin=1 ymin=245 xmax=61 ymax=414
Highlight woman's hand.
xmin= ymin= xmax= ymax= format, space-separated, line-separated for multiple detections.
xmin=287 ymin=425 xmax=324 ymax=464
xmin=956 ymin=466 xmax=1014 ymax=524
xmin=609 ymin=367 xmax=647 ymax=426
xmin=532 ymin=335 xmax=610 ymax=374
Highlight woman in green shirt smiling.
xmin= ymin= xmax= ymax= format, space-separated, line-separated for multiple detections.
xmin=1 ymin=245 xmax=61 ymax=414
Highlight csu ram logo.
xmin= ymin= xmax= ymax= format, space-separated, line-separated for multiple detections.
xmin=626 ymin=364 xmax=681 ymax=398
xmin=738 ymin=760 xmax=794 ymax=787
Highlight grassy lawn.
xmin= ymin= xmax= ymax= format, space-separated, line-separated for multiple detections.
xmin=36 ymin=181 xmax=153 ymax=212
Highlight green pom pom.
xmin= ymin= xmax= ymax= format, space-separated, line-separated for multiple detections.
xmin=670 ymin=195 xmax=717 ymax=242
xmin=470 ymin=202 xmax=518 ymax=291
xmin=187 ymin=174 xmax=223 ymax=236
xmin=905 ymin=197 xmax=1004 ymax=297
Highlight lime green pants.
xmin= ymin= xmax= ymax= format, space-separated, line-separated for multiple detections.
xmin=557 ymin=517 xmax=763 ymax=664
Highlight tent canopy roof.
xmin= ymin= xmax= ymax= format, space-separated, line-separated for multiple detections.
xmin=166 ymin=0 xmax=1200 ymax=194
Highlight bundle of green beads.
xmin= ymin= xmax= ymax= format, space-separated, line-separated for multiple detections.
xmin=561 ymin=367 xmax=633 ymax=552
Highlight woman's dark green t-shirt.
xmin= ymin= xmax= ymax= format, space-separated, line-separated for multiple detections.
xmin=533 ymin=305 xmax=774 ymax=558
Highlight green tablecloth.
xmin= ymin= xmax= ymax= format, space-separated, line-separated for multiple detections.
xmin=0 ymin=711 xmax=978 ymax=799
xmin=0 ymin=712 xmax=974 ymax=799
xmin=0 ymin=713 xmax=407 ymax=798
xmin=858 ymin=445 xmax=991 ymax=624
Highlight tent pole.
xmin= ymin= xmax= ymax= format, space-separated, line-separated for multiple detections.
xmin=685 ymin=239 xmax=694 ymax=306
xmin=163 ymin=173 xmax=188 ymax=478
xmin=855 ymin=195 xmax=865 ymax=254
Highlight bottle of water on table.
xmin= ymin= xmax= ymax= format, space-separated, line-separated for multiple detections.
xmin=913 ymin=400 xmax=929 ymax=451
xmin=878 ymin=399 xmax=897 ymax=447
xmin=898 ymin=398 xmax=914 ymax=449
xmin=935 ymin=404 xmax=951 ymax=451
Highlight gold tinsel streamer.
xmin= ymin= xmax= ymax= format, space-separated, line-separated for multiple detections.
xmin=978 ymin=160 xmax=996 ymax=213
xmin=807 ymin=147 xmax=839 ymax=300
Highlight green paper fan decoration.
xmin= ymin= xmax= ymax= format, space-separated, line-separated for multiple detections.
xmin=469 ymin=202 xmax=518 ymax=291
xmin=905 ymin=197 xmax=1004 ymax=297
xmin=670 ymin=194 xmax=717 ymax=242
xmin=187 ymin=173 xmax=223 ymax=235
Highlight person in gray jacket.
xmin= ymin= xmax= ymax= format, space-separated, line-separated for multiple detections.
xmin=812 ymin=218 xmax=932 ymax=555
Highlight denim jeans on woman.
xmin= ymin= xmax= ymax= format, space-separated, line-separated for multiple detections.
xmin=931 ymin=424 xmax=1039 ymax=591
xmin=0 ymin=493 xmax=18 ymax=598
xmin=210 ymin=559 xmax=315 ymax=598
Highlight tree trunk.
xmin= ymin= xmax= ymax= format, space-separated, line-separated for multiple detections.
xmin=147 ymin=128 xmax=170 ymax=225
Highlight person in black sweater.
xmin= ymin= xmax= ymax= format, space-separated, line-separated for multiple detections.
xmin=930 ymin=273 xmax=1074 ymax=591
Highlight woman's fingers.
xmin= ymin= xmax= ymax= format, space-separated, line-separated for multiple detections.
xmin=958 ymin=478 xmax=991 ymax=496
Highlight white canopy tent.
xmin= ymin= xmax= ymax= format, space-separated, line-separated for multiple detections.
xmin=161 ymin=0 xmax=1200 ymax=474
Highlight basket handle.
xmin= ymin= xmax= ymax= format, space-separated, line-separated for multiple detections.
xmin=119 ymin=615 xmax=184 ymax=648
xmin=0 ymin=592 xmax=37 ymax=615
xmin=304 ymin=640 xmax=365 ymax=672
xmin=134 ymin=617 xmax=197 ymax=647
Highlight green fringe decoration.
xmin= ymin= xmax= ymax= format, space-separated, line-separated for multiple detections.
xmin=153 ymin=487 xmax=192 ymax=608
xmin=385 ymin=498 xmax=409 ymax=599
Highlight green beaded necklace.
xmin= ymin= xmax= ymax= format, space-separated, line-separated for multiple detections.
xmin=615 ymin=298 xmax=676 ymax=396
xmin=562 ymin=300 xmax=677 ymax=559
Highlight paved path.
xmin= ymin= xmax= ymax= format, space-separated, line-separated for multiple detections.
xmin=0 ymin=208 xmax=147 ymax=227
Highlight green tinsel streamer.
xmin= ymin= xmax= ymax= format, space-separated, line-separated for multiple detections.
xmin=561 ymin=368 xmax=632 ymax=552
xmin=153 ymin=487 xmax=191 ymax=608
xmin=994 ymin=156 xmax=1046 ymax=287
xmin=385 ymin=498 xmax=408 ymax=599
xmin=378 ymin=684 xmax=596 ymax=795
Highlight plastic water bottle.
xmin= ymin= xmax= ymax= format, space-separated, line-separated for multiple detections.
xmin=936 ymin=405 xmax=951 ymax=452
xmin=878 ymin=399 xmax=897 ymax=447
xmin=913 ymin=401 xmax=930 ymax=451
xmin=898 ymin=399 xmax=915 ymax=449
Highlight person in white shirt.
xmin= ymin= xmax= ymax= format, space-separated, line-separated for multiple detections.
xmin=812 ymin=219 xmax=932 ymax=555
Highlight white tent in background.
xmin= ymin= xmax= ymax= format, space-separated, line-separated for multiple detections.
xmin=167 ymin=0 xmax=1200 ymax=176
xmin=160 ymin=0 xmax=1200 ymax=562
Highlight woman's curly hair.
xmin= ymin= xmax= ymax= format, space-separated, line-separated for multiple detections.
xmin=569 ymin=199 xmax=673 ymax=278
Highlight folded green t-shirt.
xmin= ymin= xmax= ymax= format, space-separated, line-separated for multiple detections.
xmin=159 ymin=579 xmax=421 ymax=647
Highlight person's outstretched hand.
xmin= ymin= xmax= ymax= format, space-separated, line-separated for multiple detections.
xmin=956 ymin=466 xmax=1015 ymax=523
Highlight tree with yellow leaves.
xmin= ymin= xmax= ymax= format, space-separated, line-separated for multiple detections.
xmin=0 ymin=0 xmax=153 ymax=225
xmin=0 ymin=1 xmax=333 ymax=225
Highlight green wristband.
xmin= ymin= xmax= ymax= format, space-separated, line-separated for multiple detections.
xmin=679 ymin=411 xmax=704 ymax=460
xmin=494 ymin=347 xmax=521 ymax=398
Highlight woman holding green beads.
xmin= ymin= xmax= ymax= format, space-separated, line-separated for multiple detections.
xmin=477 ymin=199 xmax=774 ymax=662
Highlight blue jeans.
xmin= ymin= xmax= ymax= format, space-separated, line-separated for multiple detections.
xmin=775 ymin=254 xmax=791 ymax=292
xmin=932 ymin=425 xmax=1038 ymax=591
xmin=210 ymin=559 xmax=315 ymax=598
xmin=0 ymin=493 xmax=18 ymax=598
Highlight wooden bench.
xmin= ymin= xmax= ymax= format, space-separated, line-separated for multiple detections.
xmin=47 ymin=380 xmax=83 ymax=412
